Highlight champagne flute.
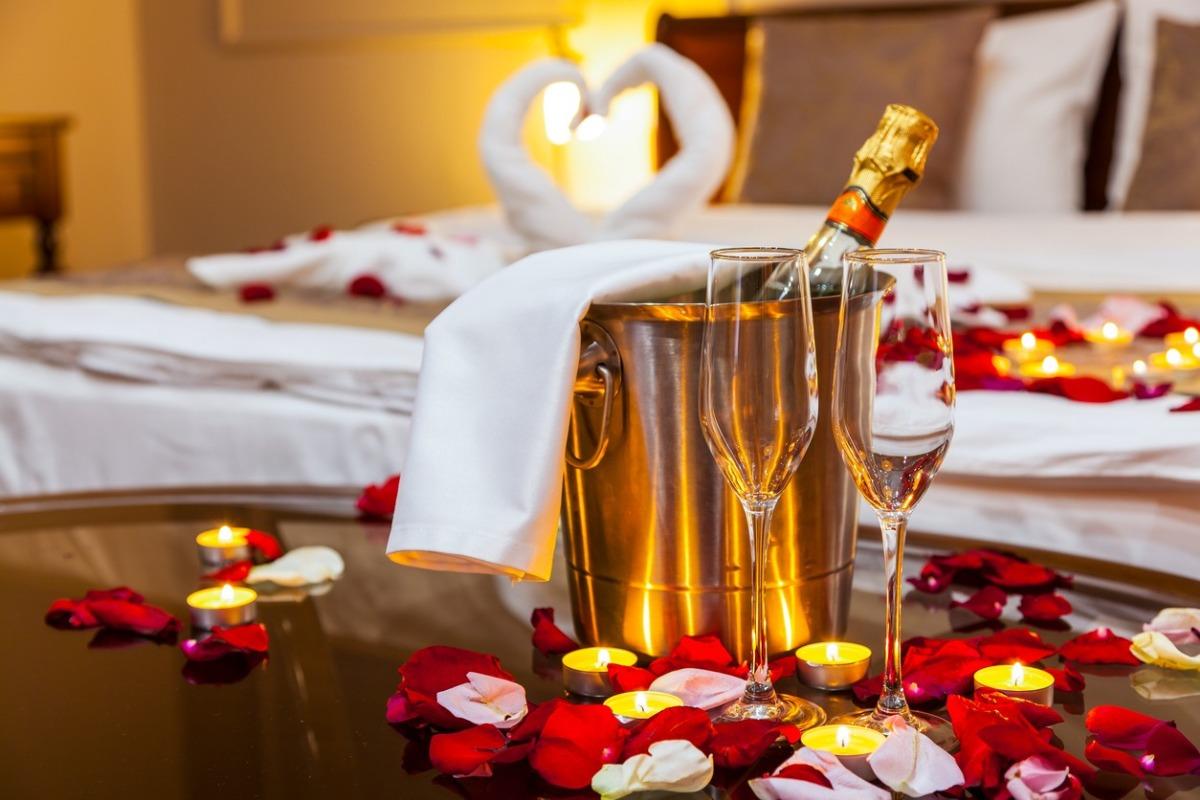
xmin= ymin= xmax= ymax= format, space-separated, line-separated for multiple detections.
xmin=700 ymin=247 xmax=823 ymax=725
xmin=831 ymin=248 xmax=955 ymax=743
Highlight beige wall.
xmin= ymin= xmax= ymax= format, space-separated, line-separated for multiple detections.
xmin=0 ymin=0 xmax=726 ymax=272
xmin=0 ymin=0 xmax=151 ymax=277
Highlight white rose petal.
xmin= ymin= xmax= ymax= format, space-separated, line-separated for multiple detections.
xmin=591 ymin=739 xmax=714 ymax=800
xmin=649 ymin=668 xmax=744 ymax=710
xmin=435 ymin=671 xmax=528 ymax=729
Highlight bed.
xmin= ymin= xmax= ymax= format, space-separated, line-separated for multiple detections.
xmin=3 ymin=1 xmax=1199 ymax=578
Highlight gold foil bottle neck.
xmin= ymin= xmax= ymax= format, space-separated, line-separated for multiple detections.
xmin=850 ymin=104 xmax=939 ymax=217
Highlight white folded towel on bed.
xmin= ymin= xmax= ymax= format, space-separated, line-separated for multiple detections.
xmin=187 ymin=226 xmax=507 ymax=301
xmin=387 ymin=240 xmax=712 ymax=580
xmin=479 ymin=45 xmax=734 ymax=251
xmin=0 ymin=292 xmax=423 ymax=412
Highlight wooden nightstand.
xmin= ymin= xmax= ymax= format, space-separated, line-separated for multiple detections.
xmin=0 ymin=115 xmax=70 ymax=274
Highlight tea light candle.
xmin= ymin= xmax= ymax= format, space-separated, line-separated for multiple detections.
xmin=974 ymin=662 xmax=1054 ymax=706
xmin=1002 ymin=332 xmax=1054 ymax=363
xmin=1018 ymin=355 xmax=1076 ymax=378
xmin=196 ymin=525 xmax=251 ymax=568
xmin=603 ymin=690 xmax=683 ymax=722
xmin=1084 ymin=321 xmax=1133 ymax=348
xmin=1164 ymin=327 xmax=1200 ymax=350
xmin=561 ymin=646 xmax=638 ymax=697
xmin=1149 ymin=347 xmax=1200 ymax=371
xmin=799 ymin=724 xmax=885 ymax=780
xmin=796 ymin=641 xmax=872 ymax=690
xmin=187 ymin=583 xmax=258 ymax=629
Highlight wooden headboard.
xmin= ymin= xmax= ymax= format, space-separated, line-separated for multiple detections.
xmin=655 ymin=1 xmax=1121 ymax=210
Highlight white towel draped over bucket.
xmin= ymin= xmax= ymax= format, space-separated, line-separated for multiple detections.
xmin=387 ymin=240 xmax=713 ymax=580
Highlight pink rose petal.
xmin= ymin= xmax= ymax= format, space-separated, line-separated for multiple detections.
xmin=649 ymin=668 xmax=744 ymax=711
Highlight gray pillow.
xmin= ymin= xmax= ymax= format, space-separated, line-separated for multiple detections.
xmin=729 ymin=6 xmax=995 ymax=209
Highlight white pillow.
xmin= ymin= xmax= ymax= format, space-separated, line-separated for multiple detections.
xmin=955 ymin=0 xmax=1119 ymax=213
xmin=1108 ymin=0 xmax=1200 ymax=210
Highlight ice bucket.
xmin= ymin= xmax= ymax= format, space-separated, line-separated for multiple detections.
xmin=562 ymin=289 xmax=866 ymax=660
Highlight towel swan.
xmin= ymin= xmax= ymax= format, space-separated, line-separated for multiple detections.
xmin=479 ymin=44 xmax=736 ymax=251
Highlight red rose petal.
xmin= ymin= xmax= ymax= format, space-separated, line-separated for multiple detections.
xmin=977 ymin=628 xmax=1057 ymax=663
xmin=1047 ymin=663 xmax=1086 ymax=692
xmin=776 ymin=764 xmax=833 ymax=788
xmin=769 ymin=655 xmax=798 ymax=681
xmin=357 ymin=474 xmax=400 ymax=521
xmin=1085 ymin=705 xmax=1170 ymax=750
xmin=45 ymin=597 xmax=98 ymax=629
xmin=507 ymin=699 xmax=562 ymax=746
xmin=1027 ymin=376 xmax=1130 ymax=404
xmin=239 ymin=283 xmax=275 ymax=303
xmin=429 ymin=724 xmax=506 ymax=777
xmin=648 ymin=633 xmax=737 ymax=675
xmin=951 ymin=585 xmax=1010 ymax=619
xmin=348 ymin=274 xmax=387 ymax=298
xmin=1085 ymin=739 xmax=1146 ymax=778
xmin=87 ymin=598 xmax=180 ymax=642
xmin=399 ymin=645 xmax=515 ymax=730
xmin=393 ymin=221 xmax=428 ymax=236
xmin=1059 ymin=628 xmax=1139 ymax=666
xmin=974 ymin=691 xmax=1063 ymax=728
xmin=606 ymin=663 xmax=656 ymax=693
xmin=245 ymin=530 xmax=283 ymax=561
xmin=1018 ymin=593 xmax=1072 ymax=622
xmin=984 ymin=560 xmax=1060 ymax=592
xmin=386 ymin=690 xmax=418 ymax=725
xmin=1171 ymin=397 xmax=1200 ymax=413
xmin=204 ymin=560 xmax=253 ymax=582
xmin=1142 ymin=722 xmax=1200 ymax=777
xmin=180 ymin=623 xmax=269 ymax=661
xmin=1133 ymin=382 xmax=1172 ymax=400
xmin=309 ymin=225 xmax=334 ymax=242
xmin=529 ymin=607 xmax=578 ymax=656
xmin=711 ymin=719 xmax=781 ymax=768
xmin=622 ymin=706 xmax=714 ymax=759
xmin=85 ymin=587 xmax=145 ymax=603
xmin=529 ymin=703 xmax=627 ymax=789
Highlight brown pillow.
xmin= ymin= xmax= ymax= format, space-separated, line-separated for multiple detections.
xmin=728 ymin=6 xmax=995 ymax=209
xmin=1125 ymin=19 xmax=1200 ymax=210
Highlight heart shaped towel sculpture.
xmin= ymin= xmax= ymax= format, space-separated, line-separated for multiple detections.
xmin=479 ymin=44 xmax=735 ymax=251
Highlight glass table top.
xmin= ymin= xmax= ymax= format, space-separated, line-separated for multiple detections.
xmin=4 ymin=489 xmax=1199 ymax=799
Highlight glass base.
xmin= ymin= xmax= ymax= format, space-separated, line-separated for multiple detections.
xmin=717 ymin=693 xmax=827 ymax=728
xmin=831 ymin=708 xmax=958 ymax=751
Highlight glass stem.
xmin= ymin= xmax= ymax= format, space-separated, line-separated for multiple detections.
xmin=742 ymin=499 xmax=777 ymax=702
xmin=876 ymin=511 xmax=911 ymax=717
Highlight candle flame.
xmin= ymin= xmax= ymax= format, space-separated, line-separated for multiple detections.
xmin=1185 ymin=327 xmax=1199 ymax=345
xmin=825 ymin=643 xmax=839 ymax=662
xmin=596 ymin=648 xmax=611 ymax=668
xmin=1102 ymin=321 xmax=1119 ymax=340
xmin=836 ymin=725 xmax=851 ymax=748
xmin=1167 ymin=348 xmax=1184 ymax=367
xmin=1133 ymin=359 xmax=1148 ymax=376
xmin=217 ymin=525 xmax=234 ymax=543
xmin=219 ymin=583 xmax=236 ymax=603
xmin=1010 ymin=662 xmax=1025 ymax=687
xmin=1041 ymin=355 xmax=1059 ymax=373
xmin=634 ymin=692 xmax=649 ymax=714
xmin=1020 ymin=332 xmax=1036 ymax=349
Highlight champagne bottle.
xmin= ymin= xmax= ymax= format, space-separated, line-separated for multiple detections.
xmin=805 ymin=104 xmax=939 ymax=297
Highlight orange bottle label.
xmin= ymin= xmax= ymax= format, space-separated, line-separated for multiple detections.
xmin=824 ymin=186 xmax=888 ymax=245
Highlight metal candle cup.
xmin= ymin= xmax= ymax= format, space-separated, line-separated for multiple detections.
xmin=974 ymin=663 xmax=1054 ymax=706
xmin=796 ymin=641 xmax=872 ymax=690
xmin=799 ymin=724 xmax=885 ymax=780
xmin=603 ymin=690 xmax=683 ymax=722
xmin=561 ymin=646 xmax=637 ymax=697
xmin=187 ymin=583 xmax=258 ymax=629
xmin=195 ymin=525 xmax=252 ymax=568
